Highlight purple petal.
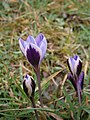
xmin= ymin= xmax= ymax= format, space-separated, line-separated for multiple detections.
xmin=74 ymin=55 xmax=82 ymax=63
xmin=25 ymin=74 xmax=29 ymax=79
xmin=74 ymin=55 xmax=82 ymax=77
xmin=74 ymin=55 xmax=78 ymax=60
xmin=67 ymin=57 xmax=75 ymax=75
xmin=19 ymin=38 xmax=27 ymax=55
xmin=76 ymin=60 xmax=82 ymax=77
xmin=35 ymin=33 xmax=45 ymax=47
xmin=23 ymin=80 xmax=29 ymax=97
xmin=26 ymin=35 xmax=37 ymax=45
xmin=40 ymin=38 xmax=47 ymax=60
xmin=35 ymin=33 xmax=47 ymax=60
xmin=67 ymin=73 xmax=77 ymax=91
xmin=78 ymin=71 xmax=84 ymax=90
xmin=25 ymin=43 xmax=42 ymax=69
xmin=30 ymin=77 xmax=36 ymax=96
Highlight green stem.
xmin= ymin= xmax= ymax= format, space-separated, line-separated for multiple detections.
xmin=35 ymin=68 xmax=43 ymax=108
xmin=30 ymin=96 xmax=39 ymax=120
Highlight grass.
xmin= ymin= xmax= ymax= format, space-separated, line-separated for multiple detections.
xmin=0 ymin=0 xmax=90 ymax=120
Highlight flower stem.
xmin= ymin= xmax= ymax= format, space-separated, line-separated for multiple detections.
xmin=30 ymin=96 xmax=39 ymax=120
xmin=35 ymin=68 xmax=43 ymax=108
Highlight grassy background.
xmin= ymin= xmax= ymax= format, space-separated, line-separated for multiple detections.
xmin=0 ymin=0 xmax=90 ymax=120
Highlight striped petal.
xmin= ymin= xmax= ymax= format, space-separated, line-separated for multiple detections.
xmin=40 ymin=38 xmax=47 ymax=60
xmin=67 ymin=57 xmax=75 ymax=75
xmin=25 ymin=43 xmax=42 ymax=69
xmin=35 ymin=33 xmax=44 ymax=47
xmin=73 ymin=55 xmax=82 ymax=76
xmin=26 ymin=35 xmax=37 ymax=45
xmin=35 ymin=33 xmax=47 ymax=60
xmin=19 ymin=38 xmax=27 ymax=55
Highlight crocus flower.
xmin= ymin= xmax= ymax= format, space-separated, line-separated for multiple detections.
xmin=23 ymin=75 xmax=39 ymax=120
xmin=19 ymin=33 xmax=47 ymax=70
xmin=67 ymin=55 xmax=84 ymax=104
xmin=67 ymin=55 xmax=82 ymax=79
xmin=23 ymin=74 xmax=36 ymax=97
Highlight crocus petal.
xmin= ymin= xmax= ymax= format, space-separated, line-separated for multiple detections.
xmin=67 ymin=57 xmax=75 ymax=75
xmin=26 ymin=35 xmax=37 ymax=45
xmin=19 ymin=38 xmax=27 ymax=55
xmin=23 ymin=80 xmax=29 ymax=96
xmin=40 ymin=39 xmax=47 ymax=60
xmin=76 ymin=60 xmax=82 ymax=78
xmin=74 ymin=55 xmax=82 ymax=77
xmin=30 ymin=77 xmax=36 ymax=95
xmin=25 ymin=43 xmax=42 ymax=69
xmin=36 ymin=33 xmax=47 ymax=60
xmin=67 ymin=73 xmax=77 ymax=91
xmin=78 ymin=71 xmax=84 ymax=90
xmin=35 ymin=33 xmax=45 ymax=47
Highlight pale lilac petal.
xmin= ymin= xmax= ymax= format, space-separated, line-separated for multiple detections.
xmin=26 ymin=35 xmax=37 ymax=45
xmin=35 ymin=33 xmax=47 ymax=60
xmin=25 ymin=43 xmax=42 ymax=69
xmin=67 ymin=57 xmax=75 ymax=75
xmin=19 ymin=38 xmax=27 ymax=55
xmin=35 ymin=33 xmax=45 ymax=47
xmin=40 ymin=38 xmax=47 ymax=60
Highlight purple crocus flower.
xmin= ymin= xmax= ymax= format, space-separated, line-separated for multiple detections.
xmin=67 ymin=55 xmax=84 ymax=104
xmin=23 ymin=74 xmax=36 ymax=97
xmin=19 ymin=33 xmax=47 ymax=70
xmin=67 ymin=55 xmax=82 ymax=79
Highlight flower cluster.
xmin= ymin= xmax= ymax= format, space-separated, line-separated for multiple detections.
xmin=19 ymin=33 xmax=47 ymax=107
xmin=19 ymin=33 xmax=85 ymax=106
